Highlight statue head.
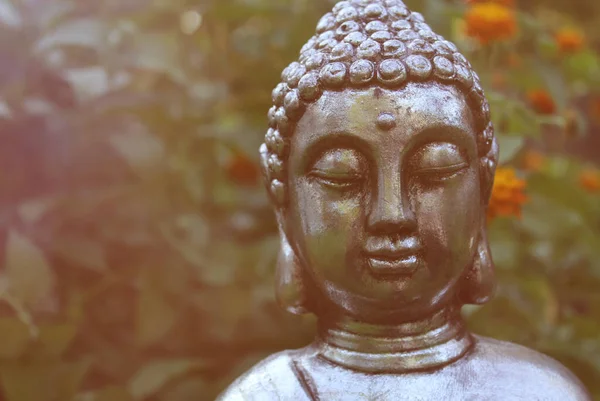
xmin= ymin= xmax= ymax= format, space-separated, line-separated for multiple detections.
xmin=260 ymin=0 xmax=499 ymax=323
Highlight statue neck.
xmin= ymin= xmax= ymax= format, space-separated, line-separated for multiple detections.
xmin=315 ymin=306 xmax=474 ymax=373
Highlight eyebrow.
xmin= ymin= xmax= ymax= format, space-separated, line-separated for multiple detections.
xmin=407 ymin=123 xmax=476 ymax=155
xmin=300 ymin=130 xmax=373 ymax=170
xmin=415 ymin=122 xmax=474 ymax=140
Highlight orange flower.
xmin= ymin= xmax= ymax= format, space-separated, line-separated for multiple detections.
xmin=527 ymin=89 xmax=556 ymax=115
xmin=488 ymin=167 xmax=528 ymax=221
xmin=555 ymin=28 xmax=585 ymax=53
xmin=579 ymin=169 xmax=600 ymax=193
xmin=465 ymin=3 xmax=517 ymax=44
xmin=226 ymin=151 xmax=260 ymax=187
xmin=521 ymin=150 xmax=546 ymax=172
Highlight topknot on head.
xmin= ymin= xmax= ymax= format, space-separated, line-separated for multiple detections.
xmin=278 ymin=0 xmax=480 ymax=108
xmin=262 ymin=0 xmax=498 ymax=206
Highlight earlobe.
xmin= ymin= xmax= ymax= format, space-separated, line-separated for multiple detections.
xmin=457 ymin=225 xmax=496 ymax=305
xmin=458 ymin=133 xmax=497 ymax=305
xmin=275 ymin=219 xmax=310 ymax=315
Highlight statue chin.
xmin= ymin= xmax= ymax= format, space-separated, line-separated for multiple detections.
xmin=217 ymin=0 xmax=592 ymax=399
xmin=317 ymin=278 xmax=458 ymax=320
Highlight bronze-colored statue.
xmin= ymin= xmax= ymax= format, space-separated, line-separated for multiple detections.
xmin=218 ymin=1 xmax=591 ymax=399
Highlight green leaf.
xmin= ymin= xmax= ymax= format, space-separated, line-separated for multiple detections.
xmin=51 ymin=237 xmax=108 ymax=272
xmin=467 ymin=296 xmax=536 ymax=344
xmin=497 ymin=135 xmax=525 ymax=165
xmin=0 ymin=0 xmax=20 ymax=27
xmin=109 ymin=127 xmax=165 ymax=178
xmin=0 ymin=318 xmax=30 ymax=359
xmin=564 ymin=50 xmax=600 ymax=84
xmin=521 ymin=196 xmax=576 ymax=239
xmin=128 ymin=359 xmax=209 ymax=400
xmin=135 ymin=271 xmax=177 ymax=347
xmin=570 ymin=315 xmax=600 ymax=340
xmin=537 ymin=62 xmax=568 ymax=112
xmin=35 ymin=18 xmax=106 ymax=52
xmin=506 ymin=107 xmax=540 ymax=138
xmin=536 ymin=114 xmax=567 ymax=128
xmin=16 ymin=196 xmax=57 ymax=224
xmin=528 ymin=173 xmax=597 ymax=219
xmin=64 ymin=67 xmax=110 ymax=102
xmin=488 ymin=219 xmax=519 ymax=270
xmin=127 ymin=33 xmax=185 ymax=81
xmin=0 ymin=99 xmax=11 ymax=118
xmin=516 ymin=275 xmax=559 ymax=329
xmin=75 ymin=386 xmax=133 ymax=401
xmin=0 ymin=360 xmax=90 ymax=401
xmin=5 ymin=230 xmax=55 ymax=308
xmin=508 ymin=62 xmax=542 ymax=91
xmin=27 ymin=2 xmax=73 ymax=30
xmin=35 ymin=323 xmax=78 ymax=358
xmin=159 ymin=376 xmax=209 ymax=401
xmin=537 ymin=34 xmax=558 ymax=60
xmin=566 ymin=108 xmax=589 ymax=139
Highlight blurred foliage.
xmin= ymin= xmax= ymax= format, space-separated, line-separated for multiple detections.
xmin=0 ymin=0 xmax=598 ymax=400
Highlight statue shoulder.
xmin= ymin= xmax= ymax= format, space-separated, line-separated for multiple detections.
xmin=472 ymin=335 xmax=591 ymax=401
xmin=216 ymin=349 xmax=311 ymax=401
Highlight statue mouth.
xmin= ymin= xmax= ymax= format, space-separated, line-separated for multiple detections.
xmin=362 ymin=232 xmax=424 ymax=278
xmin=364 ymin=246 xmax=424 ymax=278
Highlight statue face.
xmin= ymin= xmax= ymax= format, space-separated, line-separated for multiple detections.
xmin=285 ymin=82 xmax=482 ymax=321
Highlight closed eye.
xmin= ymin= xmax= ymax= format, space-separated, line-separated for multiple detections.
xmin=310 ymin=170 xmax=363 ymax=189
xmin=413 ymin=163 xmax=469 ymax=182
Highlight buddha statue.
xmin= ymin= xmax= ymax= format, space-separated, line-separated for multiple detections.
xmin=217 ymin=1 xmax=591 ymax=399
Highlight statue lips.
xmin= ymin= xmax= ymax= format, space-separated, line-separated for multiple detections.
xmin=363 ymin=236 xmax=424 ymax=278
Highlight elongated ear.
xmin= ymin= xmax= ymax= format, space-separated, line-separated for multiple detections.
xmin=275 ymin=229 xmax=310 ymax=315
xmin=273 ymin=203 xmax=311 ymax=315
xmin=261 ymin=142 xmax=309 ymax=314
xmin=457 ymin=224 xmax=496 ymax=305
xmin=457 ymin=132 xmax=498 ymax=304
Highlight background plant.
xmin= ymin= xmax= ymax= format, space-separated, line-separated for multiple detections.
xmin=0 ymin=0 xmax=599 ymax=400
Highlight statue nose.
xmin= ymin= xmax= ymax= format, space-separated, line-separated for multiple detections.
xmin=367 ymin=173 xmax=416 ymax=234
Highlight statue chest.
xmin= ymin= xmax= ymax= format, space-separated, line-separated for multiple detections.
xmin=293 ymin=353 xmax=556 ymax=401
